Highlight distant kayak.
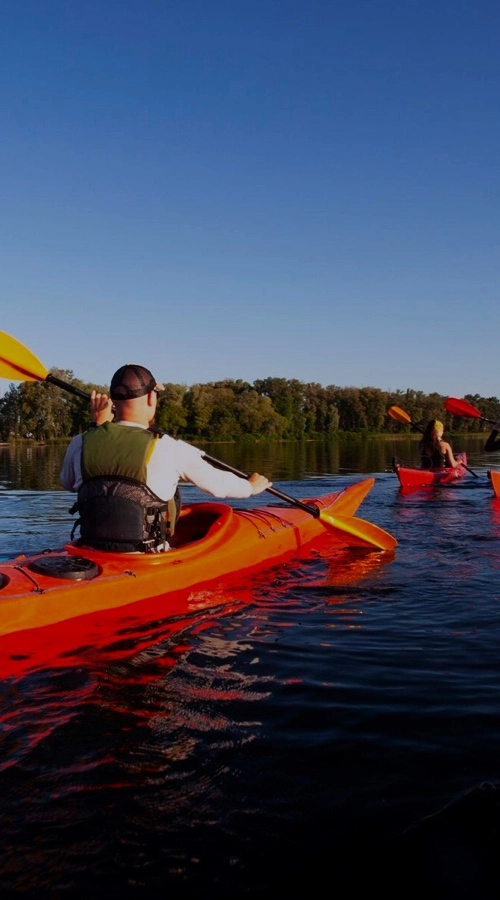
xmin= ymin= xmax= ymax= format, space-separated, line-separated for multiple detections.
xmin=488 ymin=470 xmax=500 ymax=498
xmin=392 ymin=453 xmax=469 ymax=490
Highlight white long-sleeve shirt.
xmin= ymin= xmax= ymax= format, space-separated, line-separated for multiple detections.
xmin=60 ymin=421 xmax=253 ymax=501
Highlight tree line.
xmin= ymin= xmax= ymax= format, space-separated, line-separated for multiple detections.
xmin=1 ymin=370 xmax=499 ymax=442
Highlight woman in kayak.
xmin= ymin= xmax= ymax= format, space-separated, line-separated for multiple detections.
xmin=419 ymin=419 xmax=463 ymax=470
xmin=61 ymin=363 xmax=272 ymax=552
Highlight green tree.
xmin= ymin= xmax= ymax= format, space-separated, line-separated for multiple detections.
xmin=358 ymin=387 xmax=388 ymax=432
xmin=253 ymin=378 xmax=306 ymax=438
xmin=183 ymin=383 xmax=217 ymax=438
xmin=155 ymin=384 xmax=188 ymax=436
xmin=0 ymin=384 xmax=22 ymax=440
xmin=331 ymin=387 xmax=366 ymax=432
xmin=234 ymin=389 xmax=286 ymax=439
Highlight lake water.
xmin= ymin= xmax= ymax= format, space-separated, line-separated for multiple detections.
xmin=1 ymin=436 xmax=500 ymax=898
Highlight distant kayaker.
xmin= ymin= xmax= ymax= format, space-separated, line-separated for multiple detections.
xmin=60 ymin=363 xmax=272 ymax=552
xmin=484 ymin=422 xmax=500 ymax=452
xmin=419 ymin=419 xmax=463 ymax=470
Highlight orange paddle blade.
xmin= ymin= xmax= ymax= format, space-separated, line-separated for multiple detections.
xmin=388 ymin=405 xmax=424 ymax=434
xmin=388 ymin=405 xmax=412 ymax=425
xmin=319 ymin=511 xmax=397 ymax=551
xmin=0 ymin=331 xmax=49 ymax=382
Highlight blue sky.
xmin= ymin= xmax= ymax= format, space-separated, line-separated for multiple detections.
xmin=1 ymin=0 xmax=499 ymax=399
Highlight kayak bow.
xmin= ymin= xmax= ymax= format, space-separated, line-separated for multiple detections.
xmin=488 ymin=470 xmax=500 ymax=498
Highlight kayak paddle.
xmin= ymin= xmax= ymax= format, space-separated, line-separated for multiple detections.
xmin=0 ymin=330 xmax=89 ymax=399
xmin=203 ymin=454 xmax=396 ymax=550
xmin=388 ymin=405 xmax=424 ymax=433
xmin=0 ymin=331 xmax=397 ymax=551
xmin=445 ymin=397 xmax=498 ymax=426
xmin=387 ymin=404 xmax=478 ymax=478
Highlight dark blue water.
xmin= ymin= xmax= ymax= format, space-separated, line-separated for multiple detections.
xmin=2 ymin=440 xmax=500 ymax=897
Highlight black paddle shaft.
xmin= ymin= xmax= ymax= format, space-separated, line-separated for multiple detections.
xmin=202 ymin=454 xmax=320 ymax=518
xmin=46 ymin=373 xmax=90 ymax=400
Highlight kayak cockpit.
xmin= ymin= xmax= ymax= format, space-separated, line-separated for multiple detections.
xmin=170 ymin=502 xmax=233 ymax=548
xmin=64 ymin=501 xmax=235 ymax=563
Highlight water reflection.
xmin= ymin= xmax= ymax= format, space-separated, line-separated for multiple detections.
xmin=2 ymin=439 xmax=500 ymax=896
xmin=0 ymin=443 xmax=68 ymax=490
xmin=0 ymin=435 xmax=490 ymax=491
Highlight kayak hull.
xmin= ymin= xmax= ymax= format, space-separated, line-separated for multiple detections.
xmin=0 ymin=478 xmax=377 ymax=640
xmin=393 ymin=453 xmax=468 ymax=490
xmin=488 ymin=470 xmax=500 ymax=498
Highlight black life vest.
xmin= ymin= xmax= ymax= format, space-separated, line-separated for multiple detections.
xmin=70 ymin=423 xmax=180 ymax=552
xmin=421 ymin=447 xmax=447 ymax=469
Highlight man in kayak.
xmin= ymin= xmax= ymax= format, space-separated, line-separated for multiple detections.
xmin=61 ymin=363 xmax=272 ymax=552
xmin=418 ymin=419 xmax=463 ymax=469
xmin=484 ymin=423 xmax=500 ymax=452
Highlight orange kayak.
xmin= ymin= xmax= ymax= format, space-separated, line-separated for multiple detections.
xmin=0 ymin=478 xmax=378 ymax=640
xmin=488 ymin=470 xmax=500 ymax=498
xmin=392 ymin=453 xmax=469 ymax=490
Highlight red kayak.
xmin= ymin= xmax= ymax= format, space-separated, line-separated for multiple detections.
xmin=392 ymin=453 xmax=469 ymax=490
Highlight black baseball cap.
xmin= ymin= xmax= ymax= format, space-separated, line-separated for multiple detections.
xmin=109 ymin=364 xmax=165 ymax=401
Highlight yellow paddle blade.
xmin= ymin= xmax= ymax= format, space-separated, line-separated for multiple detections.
xmin=319 ymin=511 xmax=397 ymax=551
xmin=0 ymin=331 xmax=49 ymax=382
xmin=0 ymin=359 xmax=38 ymax=381
xmin=387 ymin=405 xmax=412 ymax=425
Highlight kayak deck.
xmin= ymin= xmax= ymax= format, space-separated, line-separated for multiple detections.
xmin=0 ymin=478 xmax=378 ymax=638
xmin=392 ymin=453 xmax=468 ymax=490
